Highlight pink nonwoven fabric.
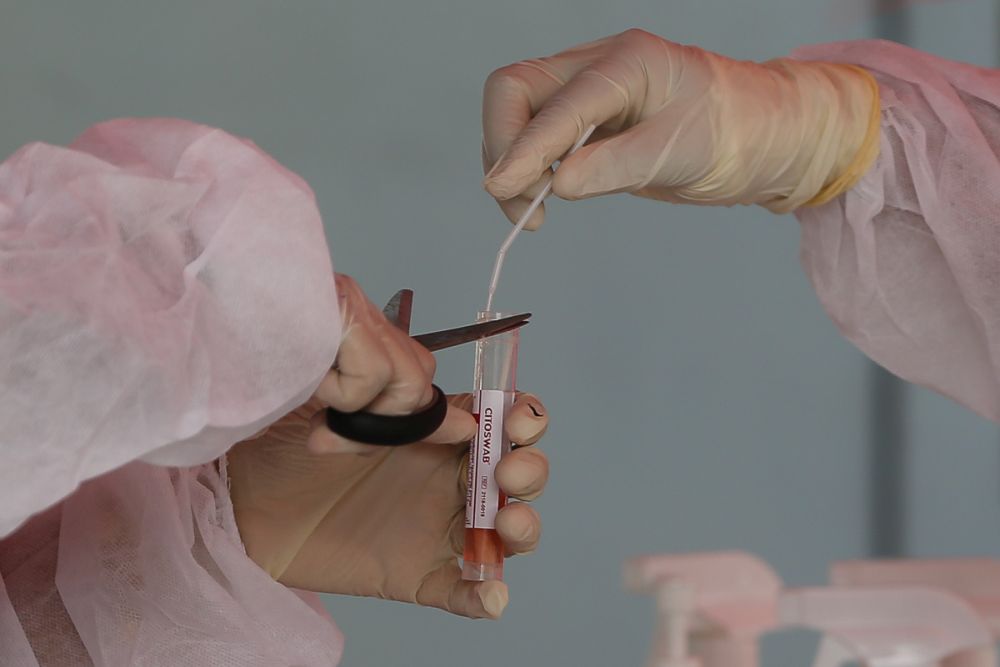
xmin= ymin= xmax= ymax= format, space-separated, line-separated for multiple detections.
xmin=0 ymin=118 xmax=341 ymax=538
xmin=0 ymin=118 xmax=344 ymax=664
xmin=0 ymin=462 xmax=344 ymax=666
xmin=793 ymin=40 xmax=1000 ymax=422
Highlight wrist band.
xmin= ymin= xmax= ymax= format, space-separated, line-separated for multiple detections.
xmin=803 ymin=64 xmax=882 ymax=207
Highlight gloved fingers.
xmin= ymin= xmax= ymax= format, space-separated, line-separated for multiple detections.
xmin=422 ymin=402 xmax=477 ymax=446
xmin=317 ymin=274 xmax=435 ymax=415
xmin=482 ymin=139 xmax=549 ymax=230
xmin=482 ymin=59 xmax=570 ymax=175
xmin=496 ymin=447 xmax=548 ymax=501
xmin=444 ymin=392 xmax=548 ymax=450
xmin=415 ymin=566 xmax=510 ymax=619
xmin=362 ymin=315 xmax=436 ymax=415
xmin=506 ymin=393 xmax=548 ymax=445
xmin=415 ymin=333 xmax=437 ymax=377
xmin=499 ymin=173 xmax=553 ymax=230
xmin=498 ymin=195 xmax=547 ymax=230
xmin=453 ymin=392 xmax=546 ymax=496
xmin=483 ymin=58 xmax=634 ymax=202
xmin=304 ymin=407 xmax=383 ymax=456
xmin=316 ymin=275 xmax=392 ymax=412
xmin=427 ymin=391 xmax=545 ymax=448
xmin=446 ymin=391 xmax=474 ymax=413
xmin=315 ymin=321 xmax=392 ymax=413
xmin=481 ymin=33 xmax=621 ymax=169
xmin=496 ymin=502 xmax=542 ymax=555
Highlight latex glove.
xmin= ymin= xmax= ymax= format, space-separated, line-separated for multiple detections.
xmin=227 ymin=391 xmax=549 ymax=619
xmin=482 ymin=28 xmax=881 ymax=227
xmin=307 ymin=273 xmax=440 ymax=452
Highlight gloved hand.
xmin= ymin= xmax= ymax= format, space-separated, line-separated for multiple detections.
xmin=227 ymin=391 xmax=549 ymax=619
xmin=482 ymin=28 xmax=881 ymax=228
xmin=309 ymin=273 xmax=443 ymax=453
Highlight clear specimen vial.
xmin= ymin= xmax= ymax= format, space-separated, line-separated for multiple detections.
xmin=462 ymin=311 xmax=519 ymax=581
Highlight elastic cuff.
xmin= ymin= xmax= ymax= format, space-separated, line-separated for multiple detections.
xmin=803 ymin=65 xmax=882 ymax=207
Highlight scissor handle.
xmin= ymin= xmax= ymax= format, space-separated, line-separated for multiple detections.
xmin=324 ymin=385 xmax=448 ymax=446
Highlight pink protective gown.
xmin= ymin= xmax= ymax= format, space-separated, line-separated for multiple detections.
xmin=1 ymin=38 xmax=999 ymax=666
xmin=0 ymin=119 xmax=345 ymax=664
xmin=794 ymin=40 xmax=1000 ymax=422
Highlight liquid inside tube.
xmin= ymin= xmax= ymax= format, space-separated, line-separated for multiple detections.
xmin=462 ymin=311 xmax=518 ymax=582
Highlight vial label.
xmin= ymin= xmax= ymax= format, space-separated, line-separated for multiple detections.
xmin=465 ymin=389 xmax=512 ymax=530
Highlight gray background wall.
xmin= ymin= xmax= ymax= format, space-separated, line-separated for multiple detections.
xmin=1 ymin=1 xmax=997 ymax=664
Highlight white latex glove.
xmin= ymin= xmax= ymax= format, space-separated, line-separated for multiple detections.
xmin=482 ymin=29 xmax=881 ymax=228
xmin=230 ymin=275 xmax=550 ymax=619
xmin=228 ymin=392 xmax=550 ymax=619
xmin=311 ymin=273 xmax=441 ymax=452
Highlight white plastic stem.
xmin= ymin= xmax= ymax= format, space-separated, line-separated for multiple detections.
xmin=484 ymin=124 xmax=597 ymax=312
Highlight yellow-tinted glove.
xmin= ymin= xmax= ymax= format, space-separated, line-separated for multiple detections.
xmin=482 ymin=29 xmax=880 ymax=228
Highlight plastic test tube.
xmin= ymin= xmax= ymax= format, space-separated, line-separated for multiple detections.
xmin=463 ymin=311 xmax=519 ymax=581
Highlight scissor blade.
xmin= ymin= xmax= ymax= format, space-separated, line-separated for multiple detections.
xmin=412 ymin=313 xmax=531 ymax=352
xmin=382 ymin=289 xmax=414 ymax=334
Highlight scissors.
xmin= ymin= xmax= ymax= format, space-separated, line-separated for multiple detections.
xmin=324 ymin=289 xmax=530 ymax=446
